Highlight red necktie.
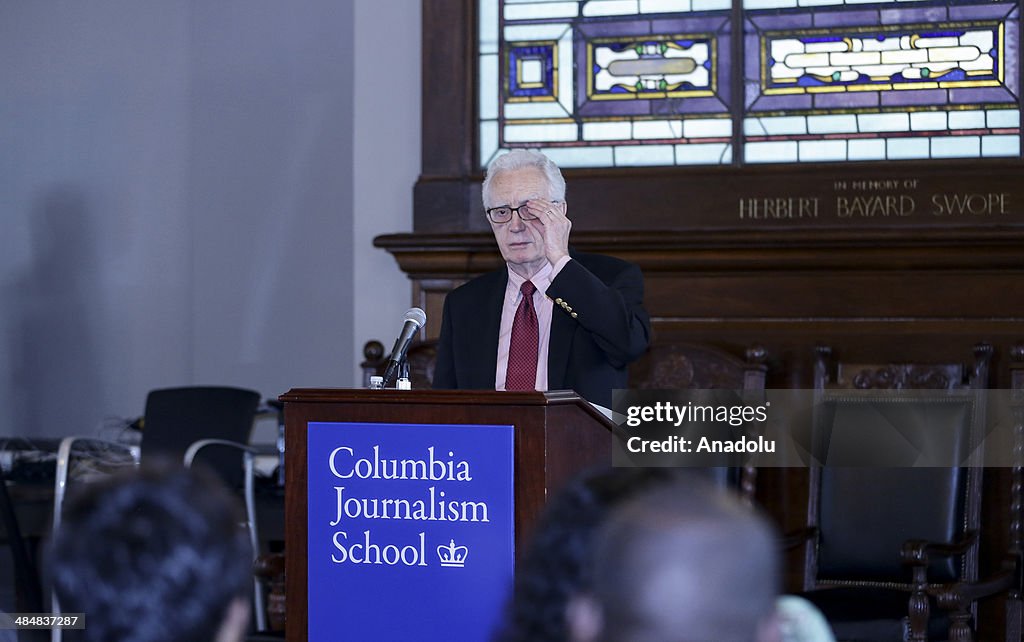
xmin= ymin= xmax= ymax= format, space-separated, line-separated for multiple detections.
xmin=506 ymin=280 xmax=538 ymax=391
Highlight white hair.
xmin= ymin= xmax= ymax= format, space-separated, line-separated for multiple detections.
xmin=482 ymin=149 xmax=566 ymax=207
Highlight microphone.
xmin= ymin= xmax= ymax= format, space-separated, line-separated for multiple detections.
xmin=382 ymin=307 xmax=427 ymax=387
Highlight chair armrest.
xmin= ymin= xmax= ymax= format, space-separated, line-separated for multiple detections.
xmin=933 ymin=565 xmax=1017 ymax=611
xmin=901 ymin=531 xmax=979 ymax=599
xmin=781 ymin=527 xmax=818 ymax=551
xmin=53 ymin=436 xmax=137 ymax=534
xmin=182 ymin=436 xmax=264 ymax=631
xmin=183 ymin=438 xmax=256 ymax=467
xmin=51 ymin=436 xmax=138 ymax=641
xmin=900 ymin=530 xmax=978 ymax=566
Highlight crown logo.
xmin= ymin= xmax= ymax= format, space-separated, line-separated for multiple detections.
xmin=437 ymin=539 xmax=468 ymax=568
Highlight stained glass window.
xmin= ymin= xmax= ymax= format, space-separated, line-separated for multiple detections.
xmin=479 ymin=0 xmax=1021 ymax=167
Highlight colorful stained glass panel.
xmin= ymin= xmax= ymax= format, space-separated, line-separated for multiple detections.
xmin=480 ymin=0 xmax=1021 ymax=166
xmin=743 ymin=1 xmax=1020 ymax=163
xmin=480 ymin=0 xmax=733 ymax=168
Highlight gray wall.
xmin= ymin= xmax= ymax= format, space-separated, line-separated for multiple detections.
xmin=353 ymin=0 xmax=421 ymax=380
xmin=0 ymin=1 xmax=417 ymax=438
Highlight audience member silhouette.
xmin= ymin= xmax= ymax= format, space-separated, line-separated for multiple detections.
xmin=566 ymin=473 xmax=781 ymax=642
xmin=493 ymin=466 xmax=680 ymax=642
xmin=48 ymin=464 xmax=252 ymax=642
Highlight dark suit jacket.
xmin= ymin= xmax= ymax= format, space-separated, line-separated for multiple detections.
xmin=433 ymin=251 xmax=651 ymax=408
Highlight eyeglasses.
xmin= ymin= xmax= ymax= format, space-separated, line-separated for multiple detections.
xmin=485 ymin=201 xmax=561 ymax=224
xmin=485 ymin=204 xmax=537 ymax=224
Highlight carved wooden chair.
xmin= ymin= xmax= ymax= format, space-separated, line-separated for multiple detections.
xmin=794 ymin=343 xmax=1019 ymax=642
xmin=628 ymin=341 xmax=768 ymax=391
xmin=627 ymin=341 xmax=768 ymax=503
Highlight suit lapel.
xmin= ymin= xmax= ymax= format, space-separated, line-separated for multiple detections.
xmin=548 ymin=305 xmax=573 ymax=390
xmin=547 ymin=249 xmax=580 ymax=390
xmin=476 ymin=270 xmax=506 ymax=387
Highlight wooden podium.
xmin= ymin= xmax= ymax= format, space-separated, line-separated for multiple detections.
xmin=279 ymin=388 xmax=614 ymax=642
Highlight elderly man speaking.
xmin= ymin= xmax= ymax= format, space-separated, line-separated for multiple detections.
xmin=433 ymin=150 xmax=651 ymax=409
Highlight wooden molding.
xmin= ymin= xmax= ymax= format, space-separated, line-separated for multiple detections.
xmin=376 ymin=228 xmax=1024 ymax=278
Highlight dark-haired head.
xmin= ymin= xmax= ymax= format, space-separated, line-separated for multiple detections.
xmin=49 ymin=463 xmax=252 ymax=642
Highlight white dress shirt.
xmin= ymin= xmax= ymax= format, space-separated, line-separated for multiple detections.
xmin=495 ymin=256 xmax=572 ymax=391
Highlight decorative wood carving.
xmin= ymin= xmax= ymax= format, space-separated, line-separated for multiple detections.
xmin=839 ymin=364 xmax=959 ymax=390
xmin=629 ymin=343 xmax=766 ymax=390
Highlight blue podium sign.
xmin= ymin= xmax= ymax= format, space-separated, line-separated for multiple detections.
xmin=307 ymin=422 xmax=515 ymax=641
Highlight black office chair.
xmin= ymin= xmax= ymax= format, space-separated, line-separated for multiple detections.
xmin=51 ymin=386 xmax=265 ymax=640
xmin=142 ymin=386 xmax=259 ymax=489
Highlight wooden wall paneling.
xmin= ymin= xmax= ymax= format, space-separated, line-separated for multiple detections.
xmin=420 ymin=0 xmax=474 ymax=178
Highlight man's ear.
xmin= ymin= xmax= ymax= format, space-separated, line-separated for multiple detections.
xmin=566 ymin=594 xmax=603 ymax=642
